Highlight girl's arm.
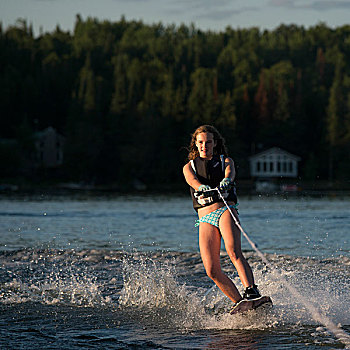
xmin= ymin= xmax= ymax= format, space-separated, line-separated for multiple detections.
xmin=224 ymin=157 xmax=236 ymax=181
xmin=183 ymin=162 xmax=202 ymax=191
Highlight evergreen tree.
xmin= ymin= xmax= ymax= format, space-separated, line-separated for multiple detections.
xmin=2 ymin=18 xmax=350 ymax=184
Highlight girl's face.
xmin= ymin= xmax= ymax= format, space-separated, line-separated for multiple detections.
xmin=195 ymin=132 xmax=216 ymax=159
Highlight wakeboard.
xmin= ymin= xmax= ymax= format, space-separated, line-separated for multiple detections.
xmin=230 ymin=296 xmax=272 ymax=315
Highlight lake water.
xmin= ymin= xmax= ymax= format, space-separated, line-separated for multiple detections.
xmin=0 ymin=194 xmax=349 ymax=349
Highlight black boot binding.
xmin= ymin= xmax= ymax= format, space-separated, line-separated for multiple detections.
xmin=242 ymin=284 xmax=261 ymax=300
xmin=229 ymin=285 xmax=262 ymax=313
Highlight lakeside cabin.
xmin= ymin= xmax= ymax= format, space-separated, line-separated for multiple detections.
xmin=249 ymin=147 xmax=301 ymax=192
xmin=35 ymin=127 xmax=65 ymax=168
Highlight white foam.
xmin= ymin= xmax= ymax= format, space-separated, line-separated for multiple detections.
xmin=118 ymin=251 xmax=350 ymax=349
xmin=1 ymin=271 xmax=109 ymax=306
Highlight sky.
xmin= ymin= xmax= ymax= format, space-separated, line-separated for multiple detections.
xmin=1 ymin=0 xmax=350 ymax=36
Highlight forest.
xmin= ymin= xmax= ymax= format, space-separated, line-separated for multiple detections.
xmin=1 ymin=16 xmax=350 ymax=190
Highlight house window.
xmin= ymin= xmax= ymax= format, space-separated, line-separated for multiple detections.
xmin=263 ymin=162 xmax=267 ymax=172
xmin=270 ymin=162 xmax=274 ymax=172
xmin=289 ymin=162 xmax=293 ymax=172
xmin=277 ymin=162 xmax=281 ymax=172
xmin=256 ymin=162 xmax=260 ymax=172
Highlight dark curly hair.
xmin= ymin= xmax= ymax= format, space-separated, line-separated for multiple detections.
xmin=187 ymin=125 xmax=228 ymax=160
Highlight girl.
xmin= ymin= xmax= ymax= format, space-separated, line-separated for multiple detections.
xmin=183 ymin=125 xmax=264 ymax=313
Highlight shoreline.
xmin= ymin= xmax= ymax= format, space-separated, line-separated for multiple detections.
xmin=1 ymin=185 xmax=350 ymax=199
xmin=1 ymin=177 xmax=350 ymax=198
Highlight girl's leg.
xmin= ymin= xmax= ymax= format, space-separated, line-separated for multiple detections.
xmin=199 ymin=222 xmax=242 ymax=303
xmin=219 ymin=208 xmax=254 ymax=288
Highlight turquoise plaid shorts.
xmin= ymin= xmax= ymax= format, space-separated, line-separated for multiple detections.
xmin=195 ymin=204 xmax=238 ymax=228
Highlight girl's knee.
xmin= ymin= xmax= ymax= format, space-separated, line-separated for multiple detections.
xmin=226 ymin=247 xmax=243 ymax=262
xmin=205 ymin=265 xmax=222 ymax=281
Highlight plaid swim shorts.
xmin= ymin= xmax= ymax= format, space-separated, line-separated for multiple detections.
xmin=195 ymin=204 xmax=238 ymax=228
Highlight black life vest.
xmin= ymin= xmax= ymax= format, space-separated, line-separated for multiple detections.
xmin=189 ymin=155 xmax=237 ymax=211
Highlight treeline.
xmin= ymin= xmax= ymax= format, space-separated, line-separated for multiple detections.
xmin=1 ymin=16 xmax=350 ymax=187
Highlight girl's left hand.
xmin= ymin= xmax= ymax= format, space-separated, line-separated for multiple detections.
xmin=219 ymin=178 xmax=231 ymax=190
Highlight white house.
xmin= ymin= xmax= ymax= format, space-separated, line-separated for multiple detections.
xmin=249 ymin=147 xmax=301 ymax=178
xmin=35 ymin=127 xmax=65 ymax=168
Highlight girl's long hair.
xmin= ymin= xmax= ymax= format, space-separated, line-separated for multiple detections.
xmin=187 ymin=125 xmax=228 ymax=160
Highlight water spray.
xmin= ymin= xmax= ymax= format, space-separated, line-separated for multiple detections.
xmin=210 ymin=187 xmax=350 ymax=348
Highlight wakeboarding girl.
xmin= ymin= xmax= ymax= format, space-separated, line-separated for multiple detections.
xmin=183 ymin=125 xmax=265 ymax=313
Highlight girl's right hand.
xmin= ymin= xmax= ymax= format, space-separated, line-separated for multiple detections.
xmin=198 ymin=184 xmax=211 ymax=192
